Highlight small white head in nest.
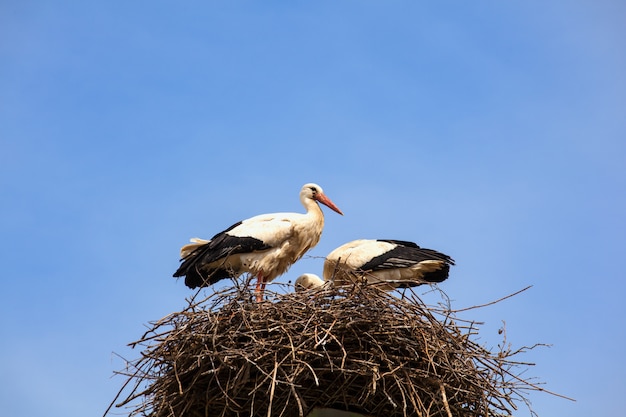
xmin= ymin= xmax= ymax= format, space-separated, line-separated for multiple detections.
xmin=295 ymin=273 xmax=326 ymax=291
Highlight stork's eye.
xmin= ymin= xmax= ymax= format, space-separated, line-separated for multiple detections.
xmin=309 ymin=186 xmax=318 ymax=194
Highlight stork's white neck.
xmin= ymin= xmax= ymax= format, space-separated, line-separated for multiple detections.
xmin=301 ymin=197 xmax=324 ymax=217
xmin=302 ymin=196 xmax=324 ymax=220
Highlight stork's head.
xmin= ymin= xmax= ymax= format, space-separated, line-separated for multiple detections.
xmin=295 ymin=273 xmax=325 ymax=291
xmin=300 ymin=183 xmax=344 ymax=215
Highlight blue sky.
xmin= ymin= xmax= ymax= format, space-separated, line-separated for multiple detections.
xmin=1 ymin=2 xmax=625 ymax=416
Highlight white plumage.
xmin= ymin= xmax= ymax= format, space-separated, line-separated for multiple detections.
xmin=174 ymin=183 xmax=343 ymax=301
xmin=294 ymin=273 xmax=327 ymax=291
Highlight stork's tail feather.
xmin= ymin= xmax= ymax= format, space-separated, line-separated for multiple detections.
xmin=418 ymin=260 xmax=451 ymax=283
xmin=173 ymin=237 xmax=226 ymax=288
xmin=179 ymin=237 xmax=211 ymax=259
xmin=180 ymin=267 xmax=231 ymax=289
xmin=380 ymin=260 xmax=451 ymax=288
xmin=173 ymin=256 xmax=232 ymax=288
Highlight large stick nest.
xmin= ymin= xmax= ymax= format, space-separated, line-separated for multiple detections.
xmin=109 ymin=281 xmax=550 ymax=417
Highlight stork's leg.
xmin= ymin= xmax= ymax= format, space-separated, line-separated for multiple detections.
xmin=255 ymin=274 xmax=265 ymax=302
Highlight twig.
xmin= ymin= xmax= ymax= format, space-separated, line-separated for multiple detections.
xmin=452 ymin=285 xmax=533 ymax=313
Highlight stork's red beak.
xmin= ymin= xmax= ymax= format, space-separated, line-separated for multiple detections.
xmin=316 ymin=193 xmax=344 ymax=215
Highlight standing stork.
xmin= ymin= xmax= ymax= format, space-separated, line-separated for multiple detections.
xmin=173 ymin=183 xmax=343 ymax=302
xmin=295 ymin=239 xmax=454 ymax=291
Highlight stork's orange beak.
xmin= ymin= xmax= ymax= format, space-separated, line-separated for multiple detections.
xmin=316 ymin=193 xmax=344 ymax=215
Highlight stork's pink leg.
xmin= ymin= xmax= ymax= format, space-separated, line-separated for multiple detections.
xmin=255 ymin=273 xmax=265 ymax=302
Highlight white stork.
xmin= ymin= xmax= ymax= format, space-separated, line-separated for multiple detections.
xmin=295 ymin=239 xmax=454 ymax=291
xmin=173 ymin=183 xmax=343 ymax=302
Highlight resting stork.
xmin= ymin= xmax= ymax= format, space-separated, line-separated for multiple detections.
xmin=173 ymin=183 xmax=343 ymax=302
xmin=295 ymin=239 xmax=454 ymax=291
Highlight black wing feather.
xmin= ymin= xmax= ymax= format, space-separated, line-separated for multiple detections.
xmin=358 ymin=240 xmax=455 ymax=284
xmin=173 ymin=221 xmax=272 ymax=288
xmin=360 ymin=241 xmax=454 ymax=271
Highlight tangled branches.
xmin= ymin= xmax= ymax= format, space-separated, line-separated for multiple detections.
xmin=107 ymin=282 xmax=558 ymax=417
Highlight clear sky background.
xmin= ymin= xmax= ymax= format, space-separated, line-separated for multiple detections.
xmin=1 ymin=2 xmax=624 ymax=416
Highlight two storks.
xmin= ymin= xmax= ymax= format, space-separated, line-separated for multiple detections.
xmin=173 ymin=183 xmax=454 ymax=301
